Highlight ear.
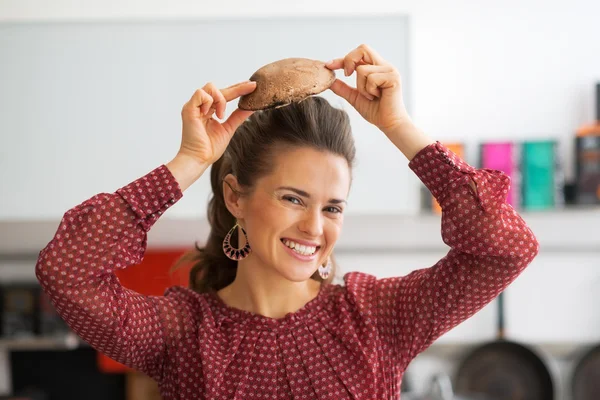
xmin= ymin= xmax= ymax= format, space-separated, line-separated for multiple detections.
xmin=222 ymin=174 xmax=245 ymax=218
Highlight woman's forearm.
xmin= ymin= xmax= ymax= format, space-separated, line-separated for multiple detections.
xmin=166 ymin=153 xmax=209 ymax=192
xmin=384 ymin=121 xmax=436 ymax=161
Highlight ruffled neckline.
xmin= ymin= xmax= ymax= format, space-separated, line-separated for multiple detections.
xmin=204 ymin=283 xmax=336 ymax=333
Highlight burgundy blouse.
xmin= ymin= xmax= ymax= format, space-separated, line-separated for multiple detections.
xmin=35 ymin=142 xmax=539 ymax=399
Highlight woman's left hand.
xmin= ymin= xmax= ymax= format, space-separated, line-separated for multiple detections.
xmin=326 ymin=44 xmax=412 ymax=135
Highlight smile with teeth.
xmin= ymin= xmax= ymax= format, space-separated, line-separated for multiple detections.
xmin=281 ymin=239 xmax=319 ymax=256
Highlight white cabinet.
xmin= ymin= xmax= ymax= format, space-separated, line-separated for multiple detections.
xmin=505 ymin=252 xmax=600 ymax=344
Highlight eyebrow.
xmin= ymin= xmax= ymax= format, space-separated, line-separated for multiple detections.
xmin=276 ymin=186 xmax=347 ymax=204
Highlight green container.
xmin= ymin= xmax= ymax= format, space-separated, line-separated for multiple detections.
xmin=521 ymin=140 xmax=563 ymax=210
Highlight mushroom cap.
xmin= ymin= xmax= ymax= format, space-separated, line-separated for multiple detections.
xmin=238 ymin=58 xmax=336 ymax=111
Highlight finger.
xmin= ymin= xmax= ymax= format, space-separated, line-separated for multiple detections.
xmin=357 ymin=65 xmax=391 ymax=98
xmin=325 ymin=58 xmax=344 ymax=70
xmin=220 ymin=81 xmax=257 ymax=102
xmin=188 ymin=88 xmax=214 ymax=116
xmin=203 ymin=82 xmax=227 ymax=120
xmin=326 ymin=57 xmax=366 ymax=76
xmin=329 ymin=79 xmax=361 ymax=107
xmin=221 ymin=108 xmax=254 ymax=136
xmin=343 ymin=56 xmax=368 ymax=77
xmin=365 ymin=71 xmax=401 ymax=95
xmin=365 ymin=76 xmax=381 ymax=99
xmin=356 ymin=43 xmax=385 ymax=64
xmin=342 ymin=44 xmax=385 ymax=76
xmin=356 ymin=65 xmax=374 ymax=101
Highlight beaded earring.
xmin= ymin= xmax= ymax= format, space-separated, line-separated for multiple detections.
xmin=222 ymin=223 xmax=251 ymax=261
xmin=318 ymin=257 xmax=332 ymax=280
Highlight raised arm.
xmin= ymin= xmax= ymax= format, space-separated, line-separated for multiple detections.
xmin=375 ymin=141 xmax=539 ymax=368
xmin=326 ymin=44 xmax=539 ymax=369
xmin=35 ymin=80 xmax=258 ymax=378
xmin=35 ymin=165 xmax=186 ymax=379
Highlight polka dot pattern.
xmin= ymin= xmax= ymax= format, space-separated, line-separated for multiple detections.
xmin=35 ymin=143 xmax=539 ymax=399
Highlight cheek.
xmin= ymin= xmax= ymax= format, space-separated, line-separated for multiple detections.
xmin=259 ymin=202 xmax=290 ymax=226
xmin=324 ymin=220 xmax=343 ymax=247
xmin=246 ymin=199 xmax=293 ymax=242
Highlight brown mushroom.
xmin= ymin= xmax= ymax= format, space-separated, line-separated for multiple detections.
xmin=238 ymin=58 xmax=336 ymax=111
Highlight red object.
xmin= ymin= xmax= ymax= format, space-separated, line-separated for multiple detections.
xmin=97 ymin=248 xmax=191 ymax=373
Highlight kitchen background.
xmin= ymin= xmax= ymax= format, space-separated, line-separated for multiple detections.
xmin=0 ymin=0 xmax=599 ymax=399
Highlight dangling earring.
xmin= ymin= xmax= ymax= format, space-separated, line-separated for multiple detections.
xmin=319 ymin=257 xmax=332 ymax=280
xmin=223 ymin=223 xmax=251 ymax=261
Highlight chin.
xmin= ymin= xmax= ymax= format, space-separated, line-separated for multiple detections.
xmin=273 ymin=257 xmax=320 ymax=282
xmin=278 ymin=267 xmax=317 ymax=283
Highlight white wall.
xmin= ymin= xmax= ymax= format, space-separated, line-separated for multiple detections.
xmin=2 ymin=0 xmax=600 ymax=182
xmin=2 ymin=0 xmax=600 ymax=221
xmin=0 ymin=15 xmax=416 ymax=219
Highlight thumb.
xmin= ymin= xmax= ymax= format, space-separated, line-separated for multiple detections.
xmin=330 ymin=79 xmax=360 ymax=107
xmin=221 ymin=108 xmax=254 ymax=136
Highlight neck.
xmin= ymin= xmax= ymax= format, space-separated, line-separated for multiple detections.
xmin=218 ymin=258 xmax=321 ymax=319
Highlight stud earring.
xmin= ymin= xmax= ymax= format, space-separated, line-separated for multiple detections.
xmin=318 ymin=257 xmax=332 ymax=280
xmin=222 ymin=223 xmax=251 ymax=261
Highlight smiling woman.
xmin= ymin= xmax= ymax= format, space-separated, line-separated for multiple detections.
xmin=178 ymin=96 xmax=355 ymax=301
xmin=34 ymin=44 xmax=539 ymax=400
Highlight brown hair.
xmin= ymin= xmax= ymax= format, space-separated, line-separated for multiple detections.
xmin=172 ymin=96 xmax=356 ymax=293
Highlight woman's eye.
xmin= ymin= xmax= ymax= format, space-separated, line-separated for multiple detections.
xmin=284 ymin=196 xmax=302 ymax=205
xmin=325 ymin=206 xmax=342 ymax=214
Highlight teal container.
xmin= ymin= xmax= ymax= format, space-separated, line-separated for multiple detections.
xmin=521 ymin=140 xmax=563 ymax=210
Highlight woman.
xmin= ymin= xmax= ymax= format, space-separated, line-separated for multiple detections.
xmin=36 ymin=44 xmax=539 ymax=399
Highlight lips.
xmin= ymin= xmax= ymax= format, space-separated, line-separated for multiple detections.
xmin=281 ymin=238 xmax=320 ymax=255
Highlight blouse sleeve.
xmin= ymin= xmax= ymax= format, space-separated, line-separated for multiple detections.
xmin=348 ymin=142 xmax=539 ymax=371
xmin=35 ymin=165 xmax=188 ymax=380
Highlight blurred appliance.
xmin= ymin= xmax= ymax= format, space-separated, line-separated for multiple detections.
xmin=570 ymin=342 xmax=600 ymax=399
xmin=453 ymin=291 xmax=554 ymax=400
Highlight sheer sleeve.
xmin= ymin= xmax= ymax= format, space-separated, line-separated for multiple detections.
xmin=35 ymin=165 xmax=190 ymax=380
xmin=346 ymin=142 xmax=539 ymax=370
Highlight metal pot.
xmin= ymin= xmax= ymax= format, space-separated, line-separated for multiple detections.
xmin=453 ymin=292 xmax=554 ymax=400
xmin=571 ymin=343 xmax=600 ymax=400
xmin=402 ymin=372 xmax=489 ymax=400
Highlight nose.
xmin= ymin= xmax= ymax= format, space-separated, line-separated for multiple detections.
xmin=298 ymin=208 xmax=323 ymax=238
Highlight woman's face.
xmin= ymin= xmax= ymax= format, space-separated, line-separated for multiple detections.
xmin=232 ymin=146 xmax=351 ymax=282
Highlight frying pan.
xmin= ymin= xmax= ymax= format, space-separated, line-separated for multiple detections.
xmin=570 ymin=274 xmax=600 ymax=399
xmin=453 ymin=291 xmax=554 ymax=400
xmin=571 ymin=343 xmax=600 ymax=399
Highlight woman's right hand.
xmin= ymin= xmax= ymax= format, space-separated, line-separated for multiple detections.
xmin=167 ymin=81 xmax=256 ymax=191
xmin=178 ymin=81 xmax=257 ymax=166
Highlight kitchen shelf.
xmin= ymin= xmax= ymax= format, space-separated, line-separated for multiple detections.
xmin=1 ymin=207 xmax=597 ymax=256
xmin=337 ymin=206 xmax=600 ymax=253
xmin=0 ymin=334 xmax=85 ymax=351
xmin=417 ymin=341 xmax=595 ymax=360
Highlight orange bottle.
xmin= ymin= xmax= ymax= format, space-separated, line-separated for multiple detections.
xmin=576 ymin=83 xmax=600 ymax=137
xmin=432 ymin=143 xmax=465 ymax=214
xmin=574 ymin=82 xmax=600 ymax=204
